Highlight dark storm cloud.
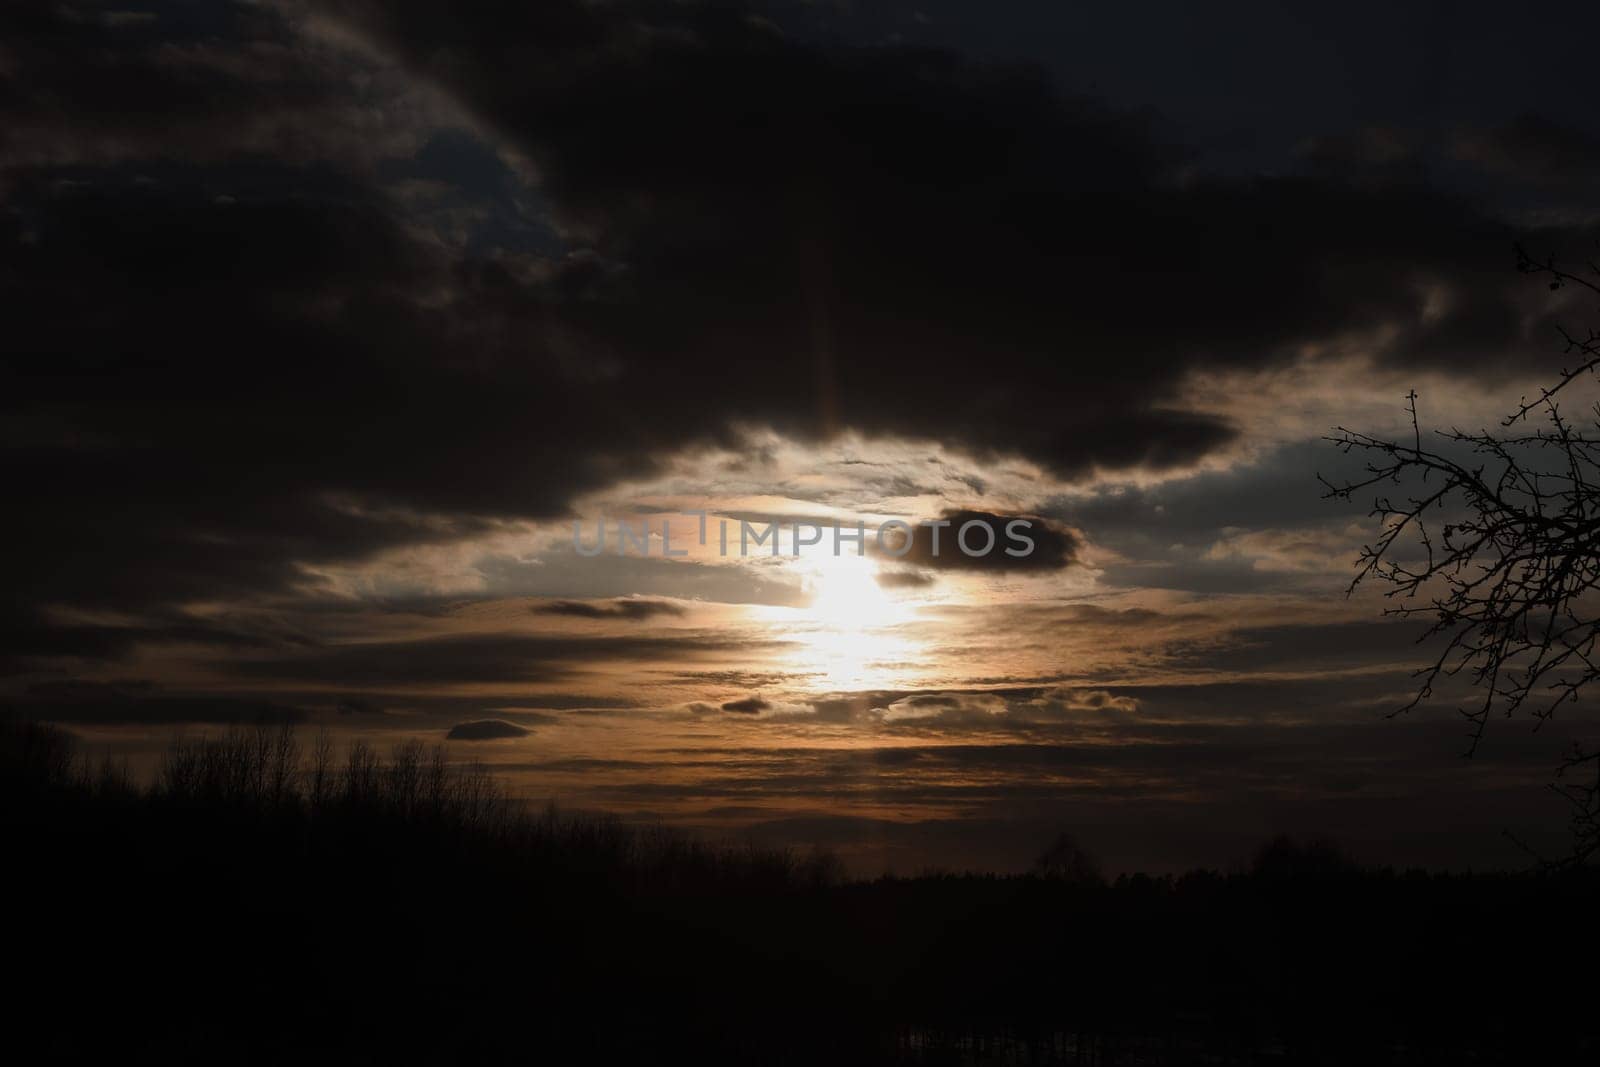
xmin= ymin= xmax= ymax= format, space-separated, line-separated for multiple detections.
xmin=327 ymin=0 xmax=1593 ymax=478
xmin=0 ymin=0 xmax=427 ymax=172
xmin=1455 ymin=116 xmax=1600 ymax=188
xmin=941 ymin=602 xmax=1211 ymax=637
xmin=2 ymin=0 xmax=1595 ymax=671
xmin=478 ymin=552 xmax=809 ymax=609
xmin=719 ymin=696 xmax=771 ymax=714
xmin=1163 ymin=618 xmax=1431 ymax=675
xmin=0 ymin=604 xmax=315 ymax=676
xmin=802 ymin=1 xmax=1600 ymax=181
xmin=882 ymin=510 xmax=1078 ymax=573
xmin=725 ymin=508 xmax=1077 ymax=572
xmin=874 ymin=568 xmax=937 ymax=590
xmin=445 ymin=718 xmax=531 ymax=740
xmin=673 ymin=669 xmax=803 ymax=689
xmin=18 ymin=679 xmax=306 ymax=724
xmin=225 ymin=632 xmax=786 ymax=686
xmin=532 ymin=598 xmax=686 ymax=621
xmin=1296 ymin=126 xmax=1418 ymax=180
xmin=1 ymin=164 xmax=566 ymax=599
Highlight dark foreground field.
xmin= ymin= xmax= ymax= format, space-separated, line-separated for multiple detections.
xmin=5 ymin=720 xmax=1597 ymax=1065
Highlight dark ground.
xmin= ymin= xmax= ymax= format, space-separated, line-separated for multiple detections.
xmin=5 ymin=720 xmax=1597 ymax=1065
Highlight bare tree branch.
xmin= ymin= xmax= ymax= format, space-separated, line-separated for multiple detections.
xmin=1325 ymin=252 xmax=1600 ymax=865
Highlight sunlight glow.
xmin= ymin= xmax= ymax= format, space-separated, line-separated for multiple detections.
xmin=783 ymin=553 xmax=924 ymax=690
xmin=805 ymin=552 xmax=896 ymax=627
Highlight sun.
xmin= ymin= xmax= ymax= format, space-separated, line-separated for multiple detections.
xmin=804 ymin=551 xmax=895 ymax=628
xmin=788 ymin=551 xmax=922 ymax=690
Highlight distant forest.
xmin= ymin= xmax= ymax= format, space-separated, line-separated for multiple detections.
xmin=6 ymin=719 xmax=1597 ymax=1065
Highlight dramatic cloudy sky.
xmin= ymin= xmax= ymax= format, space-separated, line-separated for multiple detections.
xmin=7 ymin=0 xmax=1600 ymax=872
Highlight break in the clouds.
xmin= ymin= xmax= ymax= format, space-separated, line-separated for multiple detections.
xmin=6 ymin=0 xmax=1600 ymax=871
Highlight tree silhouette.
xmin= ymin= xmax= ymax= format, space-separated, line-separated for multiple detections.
xmin=1323 ymin=246 xmax=1600 ymax=864
xmin=1033 ymin=831 xmax=1106 ymax=886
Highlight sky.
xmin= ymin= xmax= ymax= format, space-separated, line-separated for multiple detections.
xmin=6 ymin=0 xmax=1600 ymax=874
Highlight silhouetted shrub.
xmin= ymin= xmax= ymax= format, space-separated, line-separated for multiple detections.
xmin=0 ymin=719 xmax=78 ymax=792
xmin=1033 ymin=831 xmax=1106 ymax=886
xmin=1252 ymin=834 xmax=1358 ymax=879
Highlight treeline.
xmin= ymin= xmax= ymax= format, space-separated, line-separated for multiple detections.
xmin=5 ymin=719 xmax=839 ymax=895
xmin=5 ymin=719 xmax=1599 ymax=1065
